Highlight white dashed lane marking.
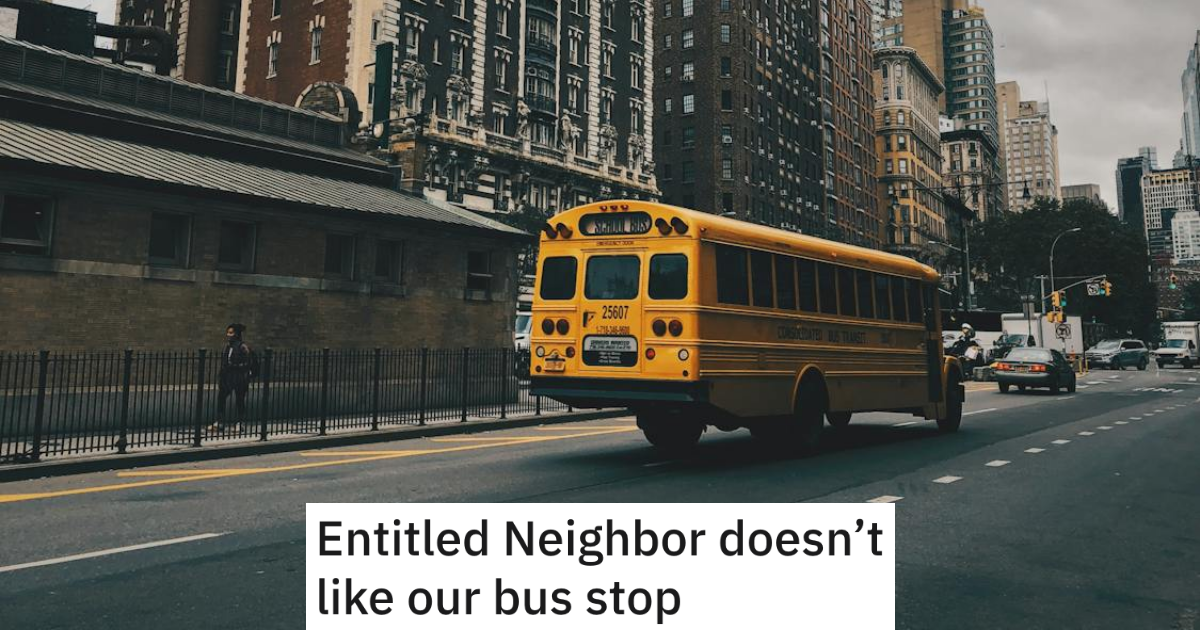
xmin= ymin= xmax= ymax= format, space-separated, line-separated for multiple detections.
xmin=867 ymin=496 xmax=903 ymax=504
xmin=1052 ymin=439 xmax=1071 ymax=445
xmin=1129 ymin=416 xmax=1142 ymax=420
xmin=962 ymin=408 xmax=998 ymax=417
xmin=892 ymin=421 xmax=919 ymax=427
xmin=1024 ymin=448 xmax=1046 ymax=454
xmin=1076 ymin=385 xmax=1090 ymax=389
xmin=1079 ymin=431 xmax=1096 ymax=436
xmin=1115 ymin=421 xmax=1128 ymax=425
xmin=932 ymin=476 xmax=963 ymax=484
xmin=1098 ymin=426 xmax=1113 ymax=430
xmin=985 ymin=460 xmax=1010 ymax=467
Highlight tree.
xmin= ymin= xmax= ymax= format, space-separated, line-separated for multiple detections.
xmin=969 ymin=197 xmax=1157 ymax=340
xmin=1182 ymin=280 xmax=1200 ymax=321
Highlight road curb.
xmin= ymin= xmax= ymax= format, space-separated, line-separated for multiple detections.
xmin=0 ymin=409 xmax=629 ymax=483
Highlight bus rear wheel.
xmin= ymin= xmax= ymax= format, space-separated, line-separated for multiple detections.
xmin=638 ymin=414 xmax=703 ymax=452
xmin=937 ymin=372 xmax=964 ymax=434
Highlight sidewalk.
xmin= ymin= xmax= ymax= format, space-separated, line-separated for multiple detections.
xmin=0 ymin=406 xmax=629 ymax=483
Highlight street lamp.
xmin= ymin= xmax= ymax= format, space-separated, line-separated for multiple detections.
xmin=1049 ymin=227 xmax=1082 ymax=311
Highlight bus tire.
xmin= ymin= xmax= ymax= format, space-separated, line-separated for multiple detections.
xmin=792 ymin=380 xmax=827 ymax=455
xmin=826 ymin=411 xmax=852 ymax=428
xmin=937 ymin=372 xmax=963 ymax=434
xmin=639 ymin=415 xmax=703 ymax=452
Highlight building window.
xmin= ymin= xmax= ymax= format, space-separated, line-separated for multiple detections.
xmin=267 ymin=42 xmax=279 ymax=77
xmin=602 ymin=46 xmax=613 ymax=77
xmin=681 ymin=61 xmax=694 ymax=81
xmin=372 ymin=19 xmax=380 ymax=42
xmin=664 ymin=97 xmax=672 ymax=114
xmin=218 ymin=51 xmax=234 ymax=87
xmin=451 ymin=41 xmax=464 ymax=73
xmin=324 ymin=234 xmax=356 ymax=279
xmin=272 ymin=0 xmax=281 ymax=17
xmin=374 ymin=240 xmax=403 ymax=283
xmin=218 ymin=221 xmax=256 ymax=272
xmin=432 ymin=37 xmax=441 ymax=64
xmin=406 ymin=26 xmax=420 ymax=58
xmin=720 ymin=24 xmax=730 ymax=44
xmin=720 ymin=56 xmax=731 ymax=77
xmin=466 ymin=251 xmax=493 ymax=294
xmin=221 ymin=4 xmax=238 ymax=34
xmin=662 ymin=0 xmax=671 ymax=18
xmin=681 ymin=0 xmax=693 ymax=17
xmin=720 ymin=89 xmax=732 ymax=110
xmin=497 ymin=6 xmax=509 ymax=36
xmin=721 ymin=158 xmax=733 ymax=180
xmin=602 ymin=1 xmax=613 ymax=28
xmin=453 ymin=0 xmax=467 ymax=19
xmin=682 ymin=29 xmax=694 ymax=48
xmin=310 ymin=27 xmax=322 ymax=63
xmin=682 ymin=94 xmax=694 ymax=114
xmin=682 ymin=161 xmax=695 ymax=183
xmin=682 ymin=126 xmax=695 ymax=147
xmin=663 ymin=65 xmax=672 ymax=81
xmin=0 ymin=194 xmax=52 ymax=256
xmin=631 ymin=56 xmax=643 ymax=88
xmin=631 ymin=11 xmax=644 ymax=42
xmin=719 ymin=0 xmax=730 ymax=11
xmin=148 ymin=212 xmax=190 ymax=267
xmin=495 ymin=56 xmax=508 ymax=89
xmin=663 ymin=33 xmax=672 ymax=49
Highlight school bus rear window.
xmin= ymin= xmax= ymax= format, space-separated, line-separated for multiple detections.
xmin=539 ymin=257 xmax=578 ymax=300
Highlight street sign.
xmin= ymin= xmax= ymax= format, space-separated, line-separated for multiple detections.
xmin=1055 ymin=323 xmax=1071 ymax=340
xmin=1086 ymin=283 xmax=1100 ymax=296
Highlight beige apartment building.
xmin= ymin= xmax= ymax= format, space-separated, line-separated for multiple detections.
xmin=999 ymin=81 xmax=1059 ymax=210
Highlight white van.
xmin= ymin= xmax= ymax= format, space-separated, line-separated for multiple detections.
xmin=1156 ymin=322 xmax=1200 ymax=369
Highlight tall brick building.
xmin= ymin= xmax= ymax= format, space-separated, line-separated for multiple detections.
xmin=117 ymin=0 xmax=244 ymax=89
xmin=0 ymin=36 xmax=526 ymax=352
xmin=822 ymin=0 xmax=884 ymax=248
xmin=654 ymin=0 xmax=825 ymax=233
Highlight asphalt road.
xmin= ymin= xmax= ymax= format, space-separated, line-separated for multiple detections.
xmin=1 ymin=367 xmax=1198 ymax=629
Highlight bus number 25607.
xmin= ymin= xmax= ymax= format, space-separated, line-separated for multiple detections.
xmin=602 ymin=306 xmax=629 ymax=320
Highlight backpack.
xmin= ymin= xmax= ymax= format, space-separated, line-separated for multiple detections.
xmin=243 ymin=343 xmax=260 ymax=379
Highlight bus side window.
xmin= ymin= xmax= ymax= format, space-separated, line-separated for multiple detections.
xmin=856 ymin=270 xmax=875 ymax=319
xmin=890 ymin=276 xmax=907 ymax=322
xmin=649 ymin=254 xmax=688 ymax=300
xmin=775 ymin=255 xmax=796 ymax=310
xmin=874 ymin=273 xmax=892 ymax=320
xmin=715 ymin=244 xmax=750 ymax=305
xmin=837 ymin=266 xmax=857 ymax=317
xmin=906 ymin=280 xmax=924 ymax=324
xmin=750 ymin=250 xmax=774 ymax=308
xmin=797 ymin=258 xmax=818 ymax=312
xmin=817 ymin=262 xmax=838 ymax=315
xmin=922 ymin=283 xmax=937 ymax=329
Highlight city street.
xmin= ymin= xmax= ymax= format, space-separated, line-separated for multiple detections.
xmin=1 ymin=368 xmax=1199 ymax=629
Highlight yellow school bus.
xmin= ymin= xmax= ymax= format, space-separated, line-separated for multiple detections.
xmin=529 ymin=201 xmax=963 ymax=453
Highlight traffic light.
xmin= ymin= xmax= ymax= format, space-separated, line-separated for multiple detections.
xmin=1045 ymin=311 xmax=1063 ymax=324
xmin=1169 ymin=274 xmax=1179 ymax=290
xmin=1051 ymin=290 xmax=1065 ymax=309
xmin=1103 ymin=280 xmax=1113 ymax=297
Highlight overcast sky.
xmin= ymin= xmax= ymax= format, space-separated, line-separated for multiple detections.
xmin=985 ymin=0 xmax=1200 ymax=211
xmin=59 ymin=0 xmax=1200 ymax=210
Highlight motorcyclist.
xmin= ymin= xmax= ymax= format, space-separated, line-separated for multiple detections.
xmin=949 ymin=323 xmax=984 ymax=378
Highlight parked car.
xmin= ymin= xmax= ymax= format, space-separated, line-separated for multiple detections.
xmin=1085 ymin=339 xmax=1149 ymax=370
xmin=993 ymin=348 xmax=1077 ymax=394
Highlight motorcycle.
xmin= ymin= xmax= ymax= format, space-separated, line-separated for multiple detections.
xmin=947 ymin=336 xmax=986 ymax=381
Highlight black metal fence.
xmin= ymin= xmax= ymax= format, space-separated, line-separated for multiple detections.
xmin=0 ymin=348 xmax=571 ymax=464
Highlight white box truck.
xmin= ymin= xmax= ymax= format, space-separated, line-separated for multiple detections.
xmin=1155 ymin=322 xmax=1200 ymax=369
xmin=1001 ymin=313 xmax=1084 ymax=357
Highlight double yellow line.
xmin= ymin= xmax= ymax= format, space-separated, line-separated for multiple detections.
xmin=0 ymin=424 xmax=637 ymax=504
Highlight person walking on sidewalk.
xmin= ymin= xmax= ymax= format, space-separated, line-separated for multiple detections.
xmin=210 ymin=323 xmax=256 ymax=433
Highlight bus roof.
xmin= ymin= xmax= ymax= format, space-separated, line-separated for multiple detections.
xmin=545 ymin=200 xmax=940 ymax=283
